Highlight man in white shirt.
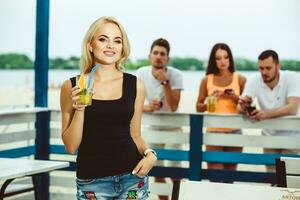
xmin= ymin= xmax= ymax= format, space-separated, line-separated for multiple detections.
xmin=137 ymin=38 xmax=183 ymax=200
xmin=238 ymin=50 xmax=300 ymax=172
xmin=137 ymin=38 xmax=183 ymax=113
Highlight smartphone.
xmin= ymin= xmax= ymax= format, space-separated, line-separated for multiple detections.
xmin=224 ymin=89 xmax=233 ymax=95
xmin=159 ymin=101 xmax=163 ymax=108
xmin=246 ymin=106 xmax=256 ymax=115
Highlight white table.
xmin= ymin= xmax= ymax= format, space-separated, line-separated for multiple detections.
xmin=176 ymin=181 xmax=300 ymax=200
xmin=0 ymin=158 xmax=69 ymax=199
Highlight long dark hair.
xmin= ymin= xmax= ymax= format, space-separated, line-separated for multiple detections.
xmin=206 ymin=43 xmax=235 ymax=75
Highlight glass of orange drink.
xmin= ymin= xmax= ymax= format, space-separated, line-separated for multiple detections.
xmin=76 ymin=74 xmax=93 ymax=106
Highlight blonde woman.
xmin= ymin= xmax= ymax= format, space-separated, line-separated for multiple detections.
xmin=60 ymin=16 xmax=156 ymax=199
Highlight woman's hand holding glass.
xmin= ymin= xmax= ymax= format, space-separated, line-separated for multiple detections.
xmin=71 ymin=86 xmax=85 ymax=111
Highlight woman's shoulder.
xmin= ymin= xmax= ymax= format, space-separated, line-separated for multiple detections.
xmin=236 ymin=73 xmax=246 ymax=85
xmin=61 ymin=78 xmax=74 ymax=92
xmin=203 ymin=74 xmax=211 ymax=82
xmin=61 ymin=76 xmax=76 ymax=90
xmin=203 ymin=74 xmax=210 ymax=80
xmin=198 ymin=75 xmax=209 ymax=88
xmin=136 ymin=78 xmax=145 ymax=95
xmin=232 ymin=72 xmax=246 ymax=90
xmin=235 ymin=72 xmax=245 ymax=79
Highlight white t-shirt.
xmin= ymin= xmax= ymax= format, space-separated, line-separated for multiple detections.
xmin=136 ymin=66 xmax=183 ymax=112
xmin=242 ymin=70 xmax=300 ymax=135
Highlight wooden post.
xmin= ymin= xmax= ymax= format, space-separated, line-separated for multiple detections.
xmin=34 ymin=0 xmax=50 ymax=197
xmin=189 ymin=114 xmax=203 ymax=181
xmin=35 ymin=110 xmax=50 ymax=199
xmin=34 ymin=0 xmax=49 ymax=107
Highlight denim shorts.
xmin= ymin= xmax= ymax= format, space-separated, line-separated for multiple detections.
xmin=76 ymin=172 xmax=149 ymax=200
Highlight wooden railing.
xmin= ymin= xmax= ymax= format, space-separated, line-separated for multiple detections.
xmin=0 ymin=108 xmax=51 ymax=199
xmin=1 ymin=108 xmax=300 ymax=199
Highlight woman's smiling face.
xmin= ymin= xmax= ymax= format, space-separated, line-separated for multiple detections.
xmin=89 ymin=22 xmax=123 ymax=66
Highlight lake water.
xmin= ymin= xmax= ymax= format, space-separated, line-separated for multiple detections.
xmin=0 ymin=69 xmax=259 ymax=91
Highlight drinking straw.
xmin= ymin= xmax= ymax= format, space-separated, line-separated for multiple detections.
xmin=87 ymin=64 xmax=101 ymax=89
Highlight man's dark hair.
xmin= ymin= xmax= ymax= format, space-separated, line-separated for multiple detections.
xmin=206 ymin=43 xmax=235 ymax=75
xmin=150 ymin=38 xmax=170 ymax=56
xmin=258 ymin=50 xmax=279 ymax=64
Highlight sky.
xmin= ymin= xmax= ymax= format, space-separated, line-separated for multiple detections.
xmin=0 ymin=0 xmax=300 ymax=61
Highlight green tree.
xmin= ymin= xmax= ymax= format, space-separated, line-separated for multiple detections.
xmin=281 ymin=60 xmax=300 ymax=71
xmin=169 ymin=57 xmax=204 ymax=70
xmin=50 ymin=57 xmax=65 ymax=69
xmin=235 ymin=58 xmax=257 ymax=71
xmin=1 ymin=53 xmax=300 ymax=71
xmin=0 ymin=53 xmax=33 ymax=69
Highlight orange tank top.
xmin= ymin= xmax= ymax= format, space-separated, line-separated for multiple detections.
xmin=207 ymin=72 xmax=240 ymax=132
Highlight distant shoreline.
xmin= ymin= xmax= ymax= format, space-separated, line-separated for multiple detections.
xmin=1 ymin=53 xmax=300 ymax=71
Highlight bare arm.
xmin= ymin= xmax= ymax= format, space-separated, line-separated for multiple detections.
xmin=142 ymin=87 xmax=181 ymax=113
xmin=252 ymin=97 xmax=300 ymax=120
xmin=267 ymin=96 xmax=300 ymax=117
xmin=239 ymin=74 xmax=247 ymax=95
xmin=60 ymin=80 xmax=85 ymax=155
xmin=237 ymin=75 xmax=248 ymax=113
xmin=153 ymin=68 xmax=181 ymax=112
xmin=163 ymin=85 xmax=181 ymax=112
xmin=196 ymin=77 xmax=208 ymax=112
xmin=131 ymin=79 xmax=148 ymax=155
xmin=142 ymin=86 xmax=181 ymax=112
xmin=131 ymin=78 xmax=157 ymax=177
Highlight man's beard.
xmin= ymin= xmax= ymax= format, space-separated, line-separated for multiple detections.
xmin=153 ymin=62 xmax=165 ymax=69
xmin=263 ymin=72 xmax=278 ymax=83
xmin=153 ymin=65 xmax=164 ymax=69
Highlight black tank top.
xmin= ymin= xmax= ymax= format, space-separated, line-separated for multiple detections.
xmin=70 ymin=73 xmax=142 ymax=179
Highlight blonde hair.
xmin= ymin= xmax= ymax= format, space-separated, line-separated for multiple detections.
xmin=79 ymin=16 xmax=130 ymax=73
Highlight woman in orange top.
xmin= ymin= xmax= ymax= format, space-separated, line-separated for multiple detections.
xmin=196 ymin=43 xmax=246 ymax=180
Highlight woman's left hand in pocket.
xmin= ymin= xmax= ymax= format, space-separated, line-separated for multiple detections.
xmin=132 ymin=154 xmax=157 ymax=178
